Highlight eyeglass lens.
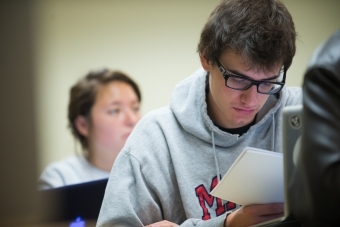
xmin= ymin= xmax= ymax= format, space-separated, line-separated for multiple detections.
xmin=226 ymin=76 xmax=282 ymax=93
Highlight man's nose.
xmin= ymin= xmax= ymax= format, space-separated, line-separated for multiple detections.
xmin=240 ymin=84 xmax=258 ymax=104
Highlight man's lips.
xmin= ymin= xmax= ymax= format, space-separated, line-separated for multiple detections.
xmin=233 ymin=107 xmax=256 ymax=114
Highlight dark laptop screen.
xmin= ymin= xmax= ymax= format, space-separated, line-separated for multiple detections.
xmin=39 ymin=178 xmax=108 ymax=225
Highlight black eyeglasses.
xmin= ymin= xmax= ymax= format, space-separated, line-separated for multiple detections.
xmin=215 ymin=59 xmax=286 ymax=95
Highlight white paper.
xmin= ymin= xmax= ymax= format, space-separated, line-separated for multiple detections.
xmin=210 ymin=147 xmax=284 ymax=206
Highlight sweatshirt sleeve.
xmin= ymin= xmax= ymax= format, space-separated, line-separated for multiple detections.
xmin=97 ymin=150 xmax=158 ymax=227
xmin=96 ymin=107 xmax=228 ymax=227
xmin=96 ymin=149 xmax=227 ymax=227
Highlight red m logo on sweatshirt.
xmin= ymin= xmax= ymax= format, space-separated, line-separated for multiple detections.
xmin=195 ymin=176 xmax=236 ymax=220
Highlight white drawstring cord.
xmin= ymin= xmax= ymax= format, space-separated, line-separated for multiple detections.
xmin=271 ymin=114 xmax=275 ymax=151
xmin=211 ymin=130 xmax=220 ymax=183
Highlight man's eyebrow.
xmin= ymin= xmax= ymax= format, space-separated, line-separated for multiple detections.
xmin=227 ymin=69 xmax=280 ymax=81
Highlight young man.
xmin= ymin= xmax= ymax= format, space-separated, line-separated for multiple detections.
xmin=97 ymin=0 xmax=302 ymax=226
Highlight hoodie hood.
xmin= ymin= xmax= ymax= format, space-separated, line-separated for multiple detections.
xmin=170 ymin=67 xmax=287 ymax=148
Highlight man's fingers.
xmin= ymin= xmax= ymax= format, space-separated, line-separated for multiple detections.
xmin=246 ymin=203 xmax=284 ymax=216
xmin=145 ymin=220 xmax=179 ymax=227
xmin=254 ymin=212 xmax=284 ymax=224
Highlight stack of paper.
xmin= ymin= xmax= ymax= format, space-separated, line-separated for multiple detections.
xmin=210 ymin=147 xmax=283 ymax=206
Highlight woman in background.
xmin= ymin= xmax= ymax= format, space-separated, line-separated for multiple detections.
xmin=38 ymin=69 xmax=141 ymax=189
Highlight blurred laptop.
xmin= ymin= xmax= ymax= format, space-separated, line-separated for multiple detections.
xmin=38 ymin=178 xmax=108 ymax=227
xmin=251 ymin=105 xmax=303 ymax=227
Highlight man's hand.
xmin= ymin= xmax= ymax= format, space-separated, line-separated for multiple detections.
xmin=225 ymin=203 xmax=284 ymax=227
xmin=145 ymin=220 xmax=179 ymax=227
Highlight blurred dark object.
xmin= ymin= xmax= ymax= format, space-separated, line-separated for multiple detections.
xmin=0 ymin=0 xmax=55 ymax=226
xmin=39 ymin=178 xmax=108 ymax=223
xmin=291 ymin=30 xmax=340 ymax=226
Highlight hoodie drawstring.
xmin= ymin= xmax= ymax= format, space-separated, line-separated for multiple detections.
xmin=212 ymin=130 xmax=225 ymax=205
xmin=271 ymin=114 xmax=275 ymax=151
xmin=211 ymin=131 xmax=220 ymax=183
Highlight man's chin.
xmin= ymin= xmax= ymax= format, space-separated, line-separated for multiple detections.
xmin=233 ymin=118 xmax=255 ymax=127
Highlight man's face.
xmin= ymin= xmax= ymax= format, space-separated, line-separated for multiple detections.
xmin=200 ymin=51 xmax=282 ymax=129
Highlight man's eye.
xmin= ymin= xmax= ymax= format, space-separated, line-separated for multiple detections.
xmin=231 ymin=76 xmax=247 ymax=83
xmin=261 ymin=82 xmax=274 ymax=88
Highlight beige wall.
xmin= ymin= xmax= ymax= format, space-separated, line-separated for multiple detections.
xmin=33 ymin=0 xmax=340 ymax=172
xmin=282 ymin=0 xmax=340 ymax=86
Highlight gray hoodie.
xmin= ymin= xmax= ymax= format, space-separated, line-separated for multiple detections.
xmin=97 ymin=68 xmax=302 ymax=227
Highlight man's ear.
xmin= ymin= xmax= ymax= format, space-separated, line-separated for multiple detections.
xmin=199 ymin=53 xmax=212 ymax=71
xmin=74 ymin=115 xmax=89 ymax=137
